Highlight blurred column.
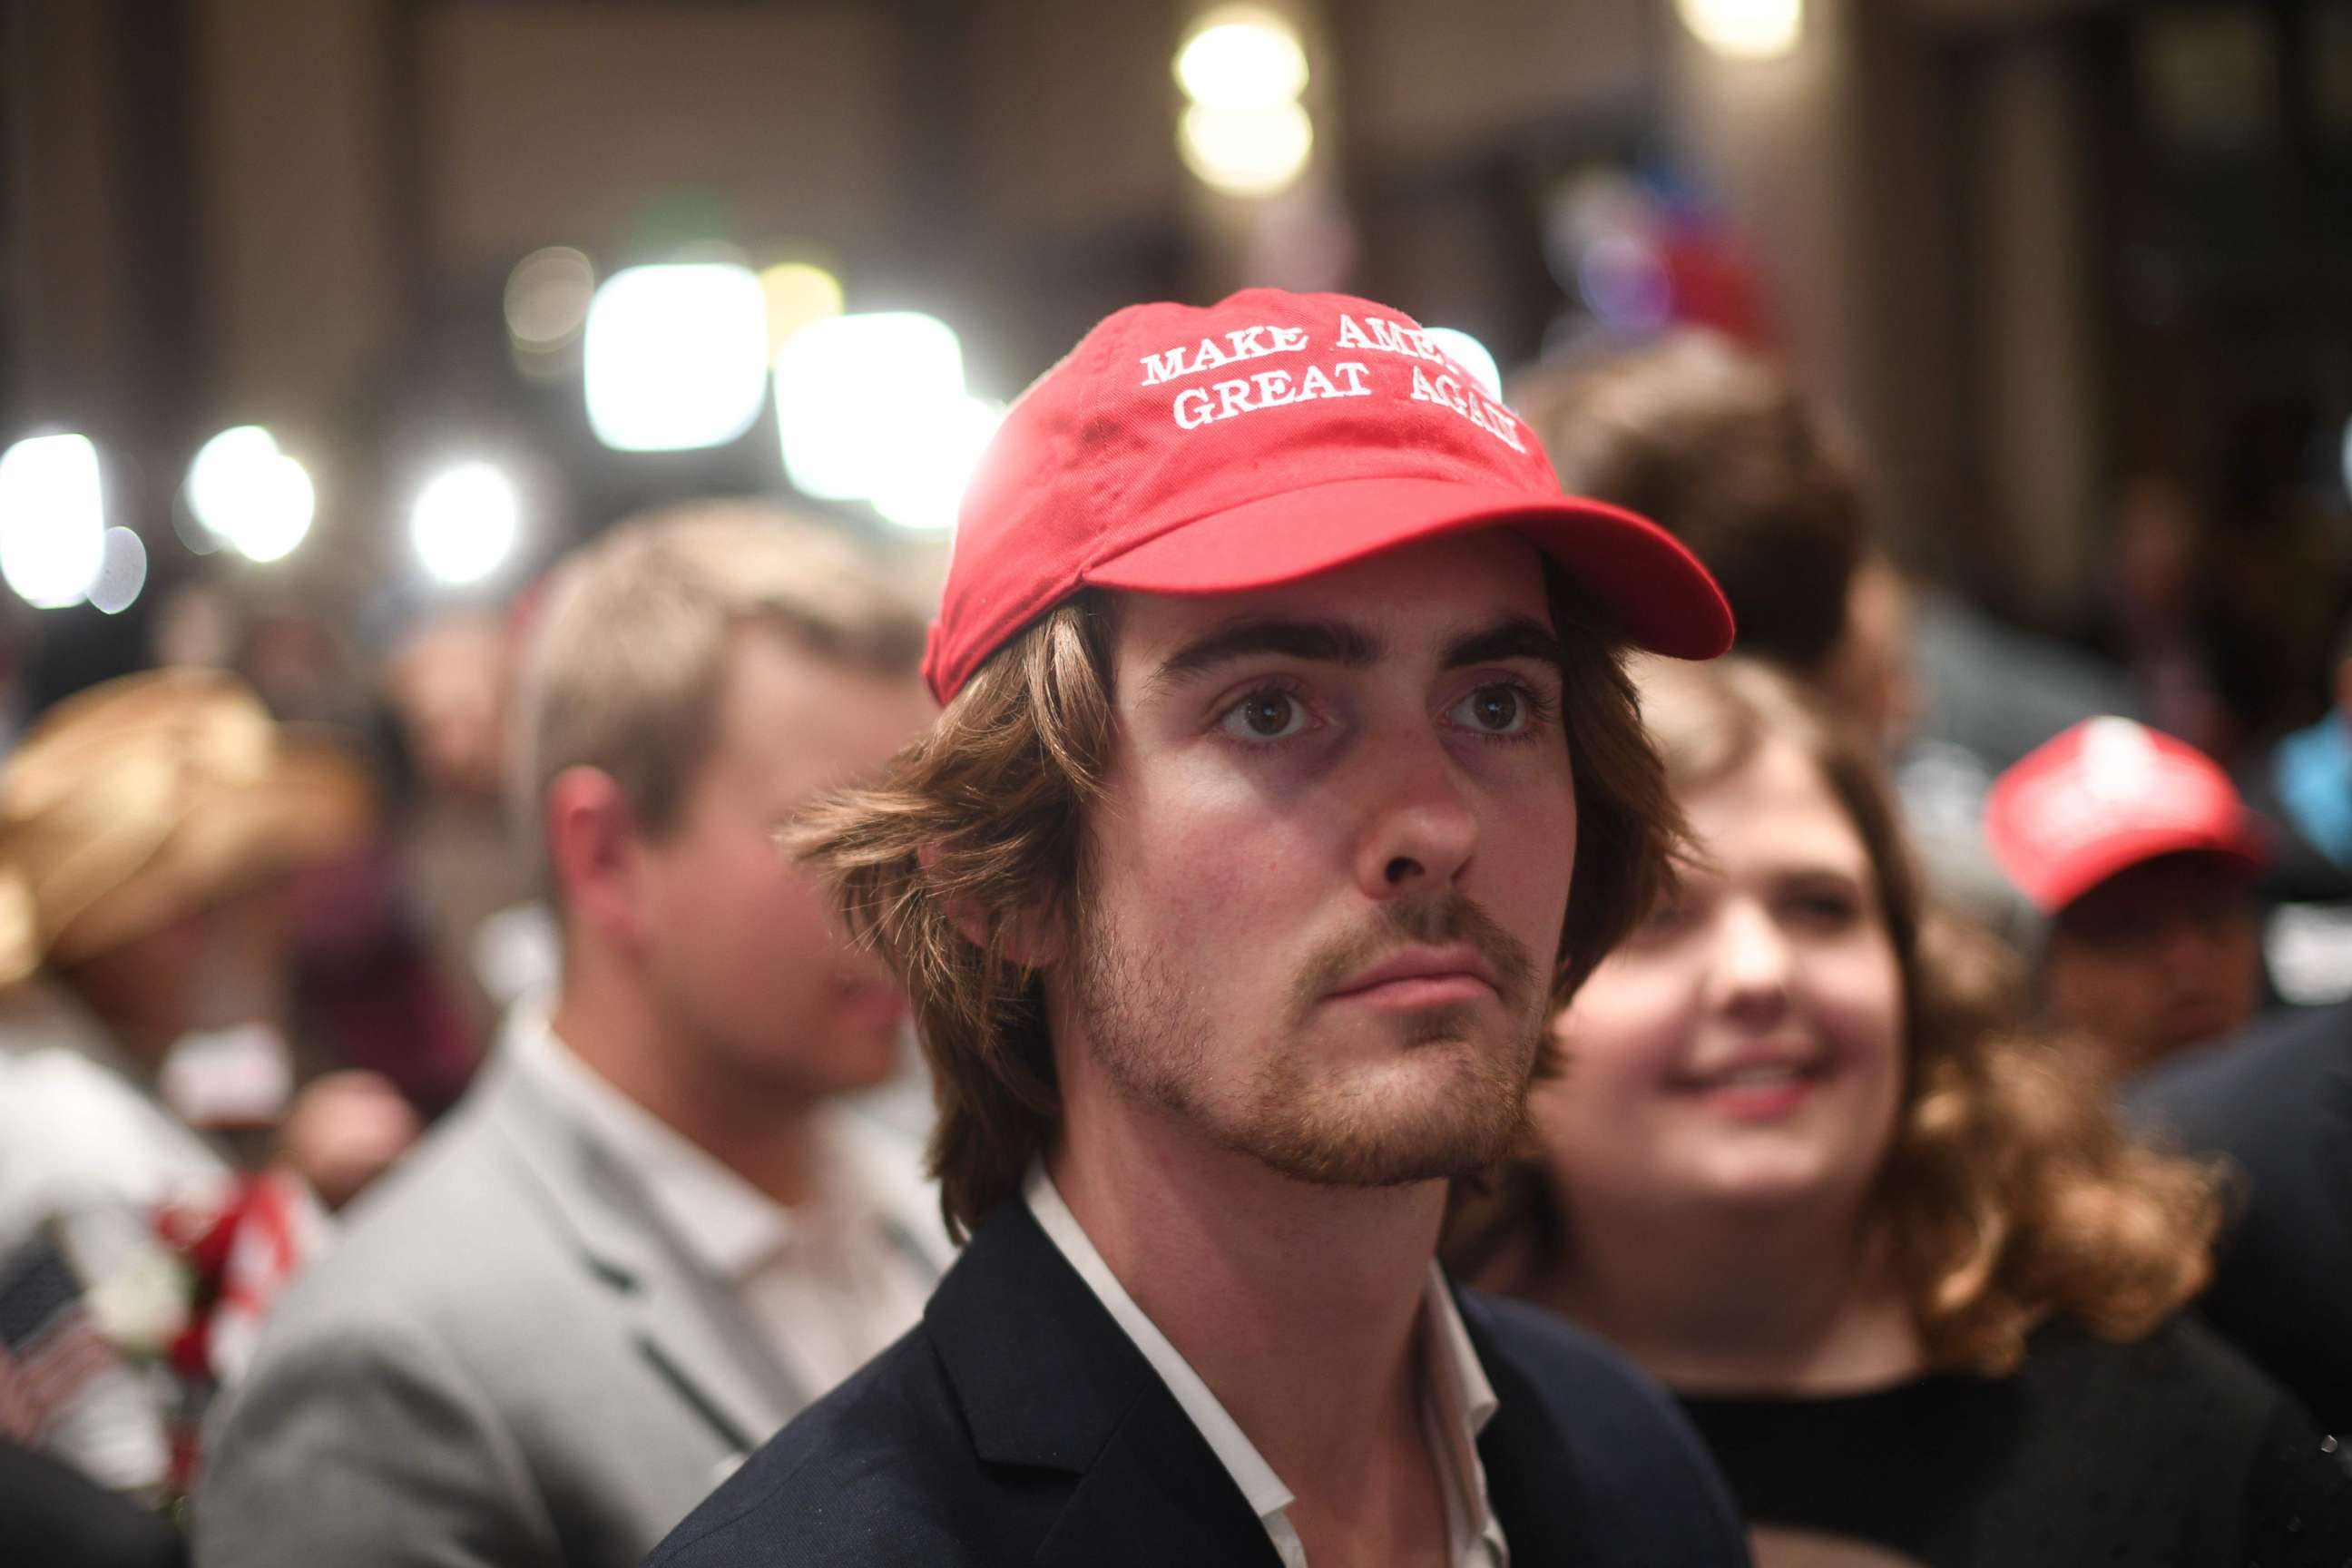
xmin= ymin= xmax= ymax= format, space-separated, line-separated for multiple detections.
xmin=1671 ymin=0 xmax=1995 ymax=600
xmin=191 ymin=0 xmax=399 ymax=430
xmin=2 ymin=1 xmax=136 ymax=426
xmin=1 ymin=0 xmax=201 ymax=683
xmin=1973 ymin=34 xmax=2101 ymax=619
xmin=1671 ymin=0 xmax=1869 ymax=432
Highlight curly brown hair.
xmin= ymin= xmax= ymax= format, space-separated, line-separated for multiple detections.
xmin=791 ymin=569 xmax=1687 ymax=1240
xmin=1445 ymin=658 xmax=2224 ymax=1375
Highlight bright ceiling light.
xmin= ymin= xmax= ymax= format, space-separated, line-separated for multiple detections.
xmin=1423 ymin=328 xmax=1504 ymax=402
xmin=583 ymin=262 xmax=769 ymax=452
xmin=229 ymin=456 xmax=315 ymax=564
xmin=186 ymin=426 xmax=315 ymax=564
xmin=0 ymin=434 xmax=105 ymax=610
xmin=186 ymin=426 xmax=275 ymax=541
xmin=1676 ymin=0 xmax=1804 ymax=60
xmin=87 ymin=527 xmax=148 ymax=615
xmin=411 ymin=462 xmax=521 ymax=587
xmin=1175 ymin=7 xmax=1308 ymax=110
xmin=870 ymin=396 xmax=1005 ymax=534
xmin=774 ymin=311 xmax=966 ymax=504
xmin=1179 ymin=101 xmax=1315 ymax=198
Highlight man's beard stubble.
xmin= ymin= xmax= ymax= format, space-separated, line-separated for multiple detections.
xmin=1070 ymin=890 xmax=1552 ymax=1188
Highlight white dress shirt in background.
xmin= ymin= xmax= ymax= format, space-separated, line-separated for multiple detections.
xmin=512 ymin=1011 xmax=948 ymax=1401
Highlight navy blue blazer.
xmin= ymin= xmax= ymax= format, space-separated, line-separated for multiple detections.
xmin=2128 ymin=1000 xmax=2352 ymax=1435
xmin=646 ymin=1198 xmax=1749 ymax=1567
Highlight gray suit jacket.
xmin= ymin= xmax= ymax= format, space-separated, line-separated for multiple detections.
xmin=191 ymin=1045 xmax=946 ymax=1568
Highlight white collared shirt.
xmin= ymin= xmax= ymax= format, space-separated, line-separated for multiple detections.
xmin=1023 ymin=1162 xmax=1509 ymax=1567
xmin=509 ymin=1010 xmax=947 ymax=1400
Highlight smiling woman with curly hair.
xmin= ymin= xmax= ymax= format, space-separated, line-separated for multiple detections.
xmin=1446 ymin=657 xmax=2352 ymax=1568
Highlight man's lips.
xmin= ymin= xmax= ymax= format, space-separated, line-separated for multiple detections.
xmin=1324 ymin=946 xmax=1501 ymax=1007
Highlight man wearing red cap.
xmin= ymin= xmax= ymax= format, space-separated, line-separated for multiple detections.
xmin=648 ymin=289 xmax=1749 ymax=1568
xmin=1984 ymin=716 xmax=2269 ymax=1073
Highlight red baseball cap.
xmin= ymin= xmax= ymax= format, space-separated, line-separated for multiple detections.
xmin=1984 ymin=717 xmax=2269 ymax=913
xmin=922 ymin=288 xmax=1734 ymax=703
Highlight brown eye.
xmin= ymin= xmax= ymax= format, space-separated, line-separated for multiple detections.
xmin=1220 ymin=690 xmax=1307 ymax=740
xmin=1448 ymin=684 xmax=1529 ymax=735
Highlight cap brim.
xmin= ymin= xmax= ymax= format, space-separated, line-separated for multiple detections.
xmin=1080 ymin=475 xmax=1734 ymax=660
xmin=2023 ymin=825 xmax=2270 ymax=913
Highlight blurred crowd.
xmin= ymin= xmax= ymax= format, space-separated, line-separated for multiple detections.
xmin=2 ymin=306 xmax=2348 ymax=1568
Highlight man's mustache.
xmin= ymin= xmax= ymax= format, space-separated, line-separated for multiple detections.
xmin=1288 ymin=893 xmax=1538 ymax=1022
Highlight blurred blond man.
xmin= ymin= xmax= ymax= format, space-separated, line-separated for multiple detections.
xmin=197 ymin=505 xmax=947 ymax=1568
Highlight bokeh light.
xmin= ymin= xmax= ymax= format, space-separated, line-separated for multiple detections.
xmin=1174 ymin=7 xmax=1313 ymax=198
xmin=505 ymin=247 xmax=596 ymax=350
xmin=1676 ymin=0 xmax=1804 ymax=60
xmin=774 ymin=311 xmax=967 ymax=505
xmin=187 ymin=426 xmax=275 ymax=541
xmin=1423 ymin=328 xmax=1504 ymax=402
xmin=505 ymin=247 xmax=597 ymax=379
xmin=187 ymin=426 xmax=316 ymax=564
xmin=411 ymin=462 xmax=521 ymax=587
xmin=1174 ymin=7 xmax=1309 ymax=110
xmin=1180 ymin=103 xmax=1316 ymax=198
xmin=0 ymin=434 xmax=106 ymax=610
xmin=87 ymin=527 xmax=149 ymax=615
xmin=230 ymin=456 xmax=316 ymax=564
xmin=583 ymin=262 xmax=769 ymax=452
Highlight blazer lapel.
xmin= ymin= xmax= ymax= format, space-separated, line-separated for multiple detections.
xmin=1459 ymin=1288 xmax=1590 ymax=1567
xmin=484 ymin=1056 xmax=801 ymax=1456
xmin=923 ymin=1202 xmax=1282 ymax=1568
xmin=1034 ymin=1416 xmax=1287 ymax=1568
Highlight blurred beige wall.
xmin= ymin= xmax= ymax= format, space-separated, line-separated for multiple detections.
xmin=422 ymin=5 xmax=906 ymax=275
xmin=1346 ymin=0 xmax=1648 ymax=159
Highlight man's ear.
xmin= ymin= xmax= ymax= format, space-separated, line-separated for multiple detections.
xmin=917 ymin=841 xmax=1066 ymax=970
xmin=545 ymin=767 xmax=643 ymax=946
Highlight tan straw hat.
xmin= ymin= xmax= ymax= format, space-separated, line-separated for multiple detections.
xmin=0 ymin=668 xmax=374 ymax=985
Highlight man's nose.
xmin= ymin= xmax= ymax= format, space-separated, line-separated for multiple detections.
xmin=1352 ymin=725 xmax=1480 ymax=899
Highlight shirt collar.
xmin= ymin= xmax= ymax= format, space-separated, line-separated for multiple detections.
xmin=1421 ymin=1259 xmax=1501 ymax=1441
xmin=1023 ymin=1160 xmax=1298 ymax=1523
xmin=506 ymin=1004 xmax=795 ymax=1281
xmin=1419 ymin=1258 xmax=1506 ymax=1565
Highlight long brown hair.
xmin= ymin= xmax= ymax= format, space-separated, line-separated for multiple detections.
xmin=1446 ymin=658 xmax=2223 ymax=1374
xmin=791 ymin=568 xmax=1686 ymax=1240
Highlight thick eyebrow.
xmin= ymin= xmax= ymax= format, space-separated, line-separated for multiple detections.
xmin=1442 ymin=616 xmax=1563 ymax=672
xmin=1147 ymin=618 xmax=1382 ymax=695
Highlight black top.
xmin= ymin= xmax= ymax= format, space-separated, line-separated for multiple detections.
xmin=2127 ymin=1000 xmax=2352 ymax=1434
xmin=646 ymin=1198 xmax=1751 ymax=1568
xmin=1680 ymin=1318 xmax=2352 ymax=1567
